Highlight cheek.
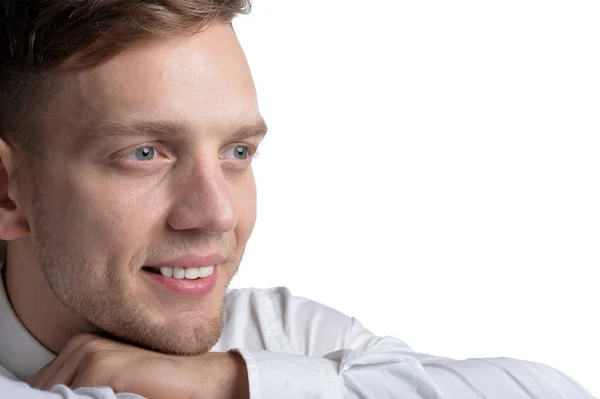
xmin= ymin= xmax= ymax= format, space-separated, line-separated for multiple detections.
xmin=232 ymin=174 xmax=257 ymax=245
xmin=43 ymin=171 xmax=167 ymax=252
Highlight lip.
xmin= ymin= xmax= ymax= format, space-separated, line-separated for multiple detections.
xmin=142 ymin=267 xmax=218 ymax=299
xmin=147 ymin=253 xmax=226 ymax=269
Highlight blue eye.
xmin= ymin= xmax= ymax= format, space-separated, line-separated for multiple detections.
xmin=234 ymin=146 xmax=249 ymax=160
xmin=124 ymin=146 xmax=157 ymax=161
xmin=224 ymin=145 xmax=251 ymax=160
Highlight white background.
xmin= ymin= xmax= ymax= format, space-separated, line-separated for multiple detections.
xmin=231 ymin=1 xmax=600 ymax=396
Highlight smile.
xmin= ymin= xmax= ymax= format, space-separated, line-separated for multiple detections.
xmin=141 ymin=265 xmax=218 ymax=298
xmin=142 ymin=266 xmax=215 ymax=280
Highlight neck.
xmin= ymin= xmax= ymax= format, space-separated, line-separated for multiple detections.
xmin=4 ymin=239 xmax=92 ymax=355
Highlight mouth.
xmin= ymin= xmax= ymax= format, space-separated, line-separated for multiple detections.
xmin=141 ymin=264 xmax=219 ymax=298
xmin=141 ymin=265 xmax=215 ymax=280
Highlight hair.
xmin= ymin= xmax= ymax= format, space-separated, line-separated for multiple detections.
xmin=0 ymin=0 xmax=251 ymax=153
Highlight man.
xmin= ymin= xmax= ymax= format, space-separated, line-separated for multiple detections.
xmin=0 ymin=1 xmax=595 ymax=398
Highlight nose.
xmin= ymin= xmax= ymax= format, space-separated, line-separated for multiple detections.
xmin=167 ymin=160 xmax=238 ymax=234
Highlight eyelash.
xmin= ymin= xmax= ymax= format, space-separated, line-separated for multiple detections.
xmin=115 ymin=143 xmax=261 ymax=163
xmin=218 ymin=144 xmax=261 ymax=161
xmin=114 ymin=145 xmax=166 ymax=163
xmin=225 ymin=145 xmax=261 ymax=159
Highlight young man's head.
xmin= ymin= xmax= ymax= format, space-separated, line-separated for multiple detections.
xmin=0 ymin=1 xmax=263 ymax=356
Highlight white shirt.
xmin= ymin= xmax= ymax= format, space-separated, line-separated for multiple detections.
xmin=0 ymin=273 xmax=595 ymax=399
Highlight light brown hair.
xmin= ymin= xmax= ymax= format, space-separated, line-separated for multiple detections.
xmin=0 ymin=0 xmax=251 ymax=152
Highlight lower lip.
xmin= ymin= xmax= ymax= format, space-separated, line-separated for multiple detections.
xmin=142 ymin=268 xmax=217 ymax=299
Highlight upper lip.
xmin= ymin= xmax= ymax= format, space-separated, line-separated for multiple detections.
xmin=147 ymin=253 xmax=226 ymax=269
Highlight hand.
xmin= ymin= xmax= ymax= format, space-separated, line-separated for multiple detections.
xmin=29 ymin=334 xmax=249 ymax=399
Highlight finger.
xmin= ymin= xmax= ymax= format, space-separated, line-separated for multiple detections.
xmin=41 ymin=335 xmax=111 ymax=390
xmin=28 ymin=359 xmax=56 ymax=388
xmin=29 ymin=334 xmax=102 ymax=390
xmin=37 ymin=356 xmax=81 ymax=390
xmin=71 ymin=368 xmax=106 ymax=392
xmin=45 ymin=336 xmax=126 ymax=390
xmin=71 ymin=351 xmax=131 ymax=391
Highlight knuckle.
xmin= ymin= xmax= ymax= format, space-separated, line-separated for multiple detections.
xmin=78 ymin=351 xmax=114 ymax=383
xmin=64 ymin=333 xmax=97 ymax=352
xmin=63 ymin=335 xmax=85 ymax=351
xmin=80 ymin=338 xmax=105 ymax=353
xmin=83 ymin=347 xmax=112 ymax=365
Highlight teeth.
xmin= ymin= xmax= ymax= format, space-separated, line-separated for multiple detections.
xmin=159 ymin=266 xmax=214 ymax=280
xmin=160 ymin=267 xmax=173 ymax=278
xmin=172 ymin=268 xmax=185 ymax=279
xmin=185 ymin=268 xmax=200 ymax=279
xmin=198 ymin=266 xmax=214 ymax=278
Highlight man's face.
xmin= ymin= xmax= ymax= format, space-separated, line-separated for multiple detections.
xmin=20 ymin=23 xmax=263 ymax=355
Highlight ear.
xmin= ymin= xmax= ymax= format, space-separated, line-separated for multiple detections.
xmin=0 ymin=138 xmax=31 ymax=240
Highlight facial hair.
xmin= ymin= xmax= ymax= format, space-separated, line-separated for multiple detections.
xmin=30 ymin=184 xmax=234 ymax=356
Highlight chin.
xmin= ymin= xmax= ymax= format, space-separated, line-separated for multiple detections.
xmin=86 ymin=301 xmax=224 ymax=356
xmin=143 ymin=313 xmax=223 ymax=356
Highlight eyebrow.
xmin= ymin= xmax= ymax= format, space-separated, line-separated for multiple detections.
xmin=86 ymin=119 xmax=268 ymax=142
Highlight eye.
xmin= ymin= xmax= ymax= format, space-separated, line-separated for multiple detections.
xmin=222 ymin=145 xmax=253 ymax=160
xmin=123 ymin=146 xmax=157 ymax=161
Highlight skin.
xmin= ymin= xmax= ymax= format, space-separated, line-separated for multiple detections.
xmin=0 ymin=22 xmax=263 ymax=397
xmin=28 ymin=334 xmax=249 ymax=398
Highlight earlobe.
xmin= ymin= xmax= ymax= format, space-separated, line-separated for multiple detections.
xmin=0 ymin=138 xmax=31 ymax=240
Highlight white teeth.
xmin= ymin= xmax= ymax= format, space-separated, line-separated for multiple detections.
xmin=172 ymin=268 xmax=185 ymax=279
xmin=198 ymin=265 xmax=214 ymax=278
xmin=158 ymin=266 xmax=215 ymax=280
xmin=185 ymin=268 xmax=200 ymax=279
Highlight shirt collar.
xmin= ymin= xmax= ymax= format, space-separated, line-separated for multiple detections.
xmin=0 ymin=262 xmax=55 ymax=381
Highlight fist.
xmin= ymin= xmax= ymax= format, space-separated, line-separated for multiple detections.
xmin=29 ymin=334 xmax=249 ymax=399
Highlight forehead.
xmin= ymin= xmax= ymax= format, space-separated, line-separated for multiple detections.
xmin=52 ymin=23 xmax=259 ymax=136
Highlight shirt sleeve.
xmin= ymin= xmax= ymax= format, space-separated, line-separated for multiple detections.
xmin=0 ymin=377 xmax=146 ymax=399
xmin=231 ymin=287 xmax=596 ymax=399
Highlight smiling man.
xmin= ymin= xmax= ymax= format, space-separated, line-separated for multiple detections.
xmin=0 ymin=1 xmax=596 ymax=399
